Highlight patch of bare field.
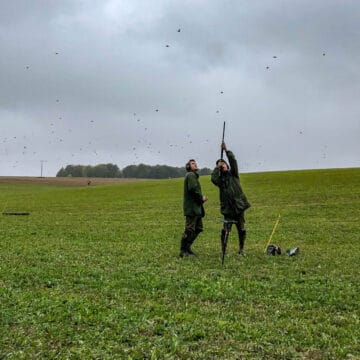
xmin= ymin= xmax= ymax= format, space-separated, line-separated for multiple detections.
xmin=0 ymin=176 xmax=147 ymax=187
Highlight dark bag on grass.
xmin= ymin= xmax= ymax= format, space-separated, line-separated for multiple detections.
xmin=267 ymin=244 xmax=281 ymax=256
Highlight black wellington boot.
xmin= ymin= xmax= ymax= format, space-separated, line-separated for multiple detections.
xmin=238 ymin=230 xmax=246 ymax=256
xmin=179 ymin=236 xmax=188 ymax=258
xmin=180 ymin=231 xmax=196 ymax=257
xmin=186 ymin=232 xmax=197 ymax=256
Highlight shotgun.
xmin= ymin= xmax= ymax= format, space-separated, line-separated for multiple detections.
xmin=220 ymin=121 xmax=226 ymax=159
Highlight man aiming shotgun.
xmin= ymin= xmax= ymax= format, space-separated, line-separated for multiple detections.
xmin=211 ymin=128 xmax=251 ymax=259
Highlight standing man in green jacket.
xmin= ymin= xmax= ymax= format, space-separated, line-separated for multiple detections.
xmin=211 ymin=143 xmax=250 ymax=255
xmin=180 ymin=159 xmax=208 ymax=257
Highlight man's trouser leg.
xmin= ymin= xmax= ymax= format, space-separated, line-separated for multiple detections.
xmin=187 ymin=216 xmax=203 ymax=255
xmin=180 ymin=216 xmax=203 ymax=257
xmin=235 ymin=212 xmax=246 ymax=255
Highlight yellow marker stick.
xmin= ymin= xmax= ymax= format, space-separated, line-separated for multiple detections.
xmin=264 ymin=214 xmax=281 ymax=252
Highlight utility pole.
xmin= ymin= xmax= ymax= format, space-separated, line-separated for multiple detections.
xmin=40 ymin=160 xmax=47 ymax=178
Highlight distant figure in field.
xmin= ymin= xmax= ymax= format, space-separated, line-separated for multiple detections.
xmin=211 ymin=142 xmax=250 ymax=255
xmin=180 ymin=159 xmax=208 ymax=257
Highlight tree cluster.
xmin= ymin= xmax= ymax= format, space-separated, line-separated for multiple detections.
xmin=56 ymin=163 xmax=212 ymax=179
xmin=56 ymin=164 xmax=122 ymax=178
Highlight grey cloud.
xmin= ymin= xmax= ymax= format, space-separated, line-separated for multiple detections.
xmin=0 ymin=0 xmax=359 ymax=176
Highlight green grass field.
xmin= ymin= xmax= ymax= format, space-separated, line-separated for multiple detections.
xmin=1 ymin=168 xmax=359 ymax=359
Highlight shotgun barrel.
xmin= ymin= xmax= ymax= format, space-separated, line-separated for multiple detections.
xmin=220 ymin=121 xmax=226 ymax=159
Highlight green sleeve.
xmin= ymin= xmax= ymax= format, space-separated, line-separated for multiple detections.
xmin=226 ymin=150 xmax=239 ymax=178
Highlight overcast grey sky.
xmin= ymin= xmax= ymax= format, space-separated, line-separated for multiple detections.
xmin=1 ymin=0 xmax=359 ymax=176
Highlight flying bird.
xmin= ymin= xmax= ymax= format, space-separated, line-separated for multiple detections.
xmin=177 ymin=29 xmax=181 ymax=32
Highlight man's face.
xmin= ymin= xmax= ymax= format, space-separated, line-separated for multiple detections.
xmin=218 ymin=161 xmax=228 ymax=171
xmin=189 ymin=160 xmax=198 ymax=171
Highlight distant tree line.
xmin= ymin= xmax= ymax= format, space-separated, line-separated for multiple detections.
xmin=56 ymin=163 xmax=212 ymax=179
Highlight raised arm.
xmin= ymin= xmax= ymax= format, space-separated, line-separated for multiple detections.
xmin=225 ymin=150 xmax=239 ymax=178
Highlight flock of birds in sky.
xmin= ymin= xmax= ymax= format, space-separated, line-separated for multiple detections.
xmin=1 ymin=26 xmax=330 ymax=173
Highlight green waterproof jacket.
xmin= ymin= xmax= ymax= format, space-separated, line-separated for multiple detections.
xmin=211 ymin=150 xmax=250 ymax=216
xmin=183 ymin=171 xmax=205 ymax=217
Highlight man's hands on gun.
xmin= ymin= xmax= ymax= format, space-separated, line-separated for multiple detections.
xmin=202 ymin=195 xmax=208 ymax=203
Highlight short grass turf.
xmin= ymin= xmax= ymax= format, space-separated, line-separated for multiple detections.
xmin=0 ymin=168 xmax=359 ymax=359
